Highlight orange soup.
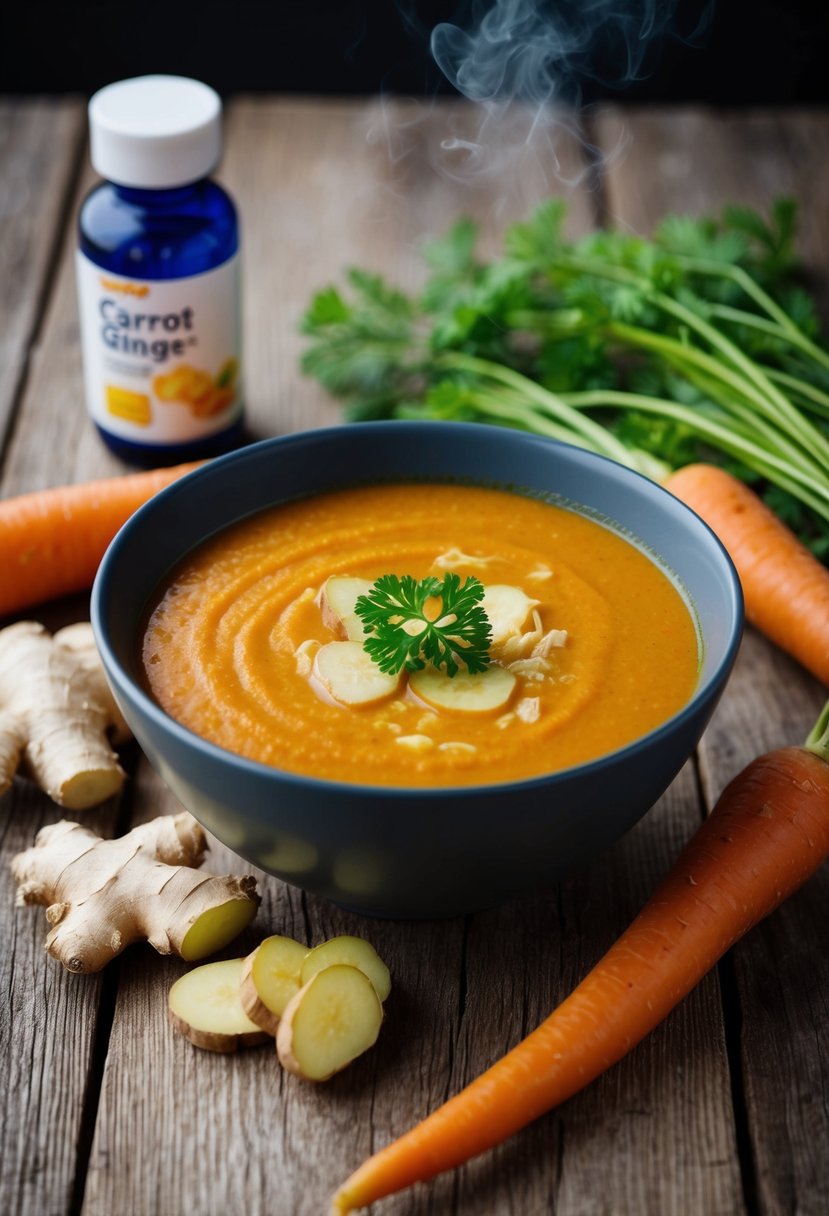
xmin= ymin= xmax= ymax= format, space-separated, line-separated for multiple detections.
xmin=142 ymin=483 xmax=700 ymax=787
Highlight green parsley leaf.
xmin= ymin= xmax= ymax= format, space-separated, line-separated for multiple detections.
xmin=354 ymin=573 xmax=492 ymax=677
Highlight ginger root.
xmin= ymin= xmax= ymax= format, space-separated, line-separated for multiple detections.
xmin=0 ymin=621 xmax=130 ymax=809
xmin=11 ymin=811 xmax=260 ymax=973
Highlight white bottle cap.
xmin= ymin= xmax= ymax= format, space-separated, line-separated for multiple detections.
xmin=88 ymin=75 xmax=222 ymax=189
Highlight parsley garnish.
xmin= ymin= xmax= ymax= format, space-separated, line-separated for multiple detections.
xmin=354 ymin=573 xmax=492 ymax=677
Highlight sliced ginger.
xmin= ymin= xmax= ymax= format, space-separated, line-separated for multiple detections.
xmin=306 ymin=573 xmax=544 ymax=715
xmin=480 ymin=585 xmax=539 ymax=649
xmin=171 ymin=933 xmax=391 ymax=1077
xmin=306 ymin=576 xmax=561 ymax=725
xmin=314 ymin=641 xmax=401 ymax=707
xmin=169 ymin=958 xmax=270 ymax=1052
xmin=318 ymin=576 xmax=374 ymax=641
xmin=240 ymin=934 xmax=309 ymax=1035
xmin=277 ymin=964 xmax=383 ymax=1081
xmin=11 ymin=812 xmax=259 ymax=972
xmin=0 ymin=621 xmax=131 ymax=809
xmin=410 ymin=663 xmax=516 ymax=714
xmin=301 ymin=935 xmax=391 ymax=1002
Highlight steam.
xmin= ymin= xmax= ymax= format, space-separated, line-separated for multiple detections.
xmin=422 ymin=0 xmax=711 ymax=188
xmin=431 ymin=0 xmax=710 ymax=109
xmin=363 ymin=1 xmax=711 ymax=226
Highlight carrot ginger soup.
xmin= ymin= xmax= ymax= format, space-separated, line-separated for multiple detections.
xmin=142 ymin=483 xmax=700 ymax=787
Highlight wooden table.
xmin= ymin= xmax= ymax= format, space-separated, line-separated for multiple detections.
xmin=1 ymin=98 xmax=827 ymax=1216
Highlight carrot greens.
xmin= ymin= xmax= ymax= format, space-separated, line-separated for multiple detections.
xmin=354 ymin=573 xmax=491 ymax=677
xmin=301 ymin=199 xmax=829 ymax=557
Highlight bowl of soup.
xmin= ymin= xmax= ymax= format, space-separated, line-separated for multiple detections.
xmin=91 ymin=422 xmax=742 ymax=918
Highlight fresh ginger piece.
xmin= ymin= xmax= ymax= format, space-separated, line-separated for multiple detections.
xmin=277 ymin=964 xmax=383 ymax=1081
xmin=409 ymin=663 xmax=516 ymax=715
xmin=301 ymin=935 xmax=391 ymax=1002
xmin=318 ymin=577 xmax=374 ymax=641
xmin=313 ymin=641 xmax=401 ymax=706
xmin=169 ymin=958 xmax=270 ymax=1053
xmin=480 ymin=585 xmax=539 ymax=648
xmin=240 ymin=934 xmax=308 ymax=1035
xmin=11 ymin=812 xmax=260 ymax=973
xmin=0 ymin=621 xmax=131 ymax=809
xmin=179 ymin=898 xmax=260 ymax=962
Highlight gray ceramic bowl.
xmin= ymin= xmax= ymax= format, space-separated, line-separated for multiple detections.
xmin=91 ymin=423 xmax=743 ymax=918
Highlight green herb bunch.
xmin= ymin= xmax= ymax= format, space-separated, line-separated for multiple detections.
xmin=302 ymin=200 xmax=829 ymax=558
xmin=354 ymin=573 xmax=491 ymax=677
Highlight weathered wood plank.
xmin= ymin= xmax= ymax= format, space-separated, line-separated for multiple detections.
xmin=0 ymin=157 xmax=124 ymax=500
xmin=0 ymin=98 xmax=85 ymax=455
xmin=0 ymin=103 xmax=128 ymax=1216
xmin=702 ymin=634 xmax=826 ymax=1216
xmin=450 ymin=766 xmax=743 ymax=1216
xmin=596 ymin=104 xmax=829 ymax=1216
xmin=0 ymin=783 xmax=124 ymax=1216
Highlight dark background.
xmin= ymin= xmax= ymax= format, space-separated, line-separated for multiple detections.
xmin=1 ymin=0 xmax=827 ymax=104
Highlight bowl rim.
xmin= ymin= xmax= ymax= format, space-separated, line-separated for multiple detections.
xmin=91 ymin=423 xmax=744 ymax=800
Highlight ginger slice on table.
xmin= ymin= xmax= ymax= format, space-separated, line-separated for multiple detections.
xmin=300 ymin=934 xmax=391 ymax=1002
xmin=169 ymin=958 xmax=270 ymax=1053
xmin=277 ymin=964 xmax=384 ymax=1081
xmin=0 ymin=620 xmax=131 ymax=809
xmin=241 ymin=934 xmax=309 ymax=1035
xmin=11 ymin=812 xmax=260 ymax=973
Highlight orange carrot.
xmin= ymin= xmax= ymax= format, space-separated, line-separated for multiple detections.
xmin=0 ymin=461 xmax=203 ymax=617
xmin=664 ymin=462 xmax=829 ymax=687
xmin=332 ymin=704 xmax=829 ymax=1214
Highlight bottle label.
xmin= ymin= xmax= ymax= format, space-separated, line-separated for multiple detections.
xmin=75 ymin=251 xmax=242 ymax=444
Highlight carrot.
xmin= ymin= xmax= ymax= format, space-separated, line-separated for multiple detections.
xmin=331 ymin=702 xmax=829 ymax=1214
xmin=0 ymin=461 xmax=203 ymax=617
xmin=664 ymin=462 xmax=829 ymax=687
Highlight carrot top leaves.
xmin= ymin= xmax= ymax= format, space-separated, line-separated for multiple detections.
xmin=805 ymin=697 xmax=829 ymax=764
xmin=302 ymin=198 xmax=829 ymax=558
xmin=354 ymin=573 xmax=492 ymax=677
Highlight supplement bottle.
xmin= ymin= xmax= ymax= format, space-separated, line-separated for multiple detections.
xmin=77 ymin=75 xmax=243 ymax=465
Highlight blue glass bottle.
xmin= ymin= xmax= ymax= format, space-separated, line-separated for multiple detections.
xmin=76 ymin=77 xmax=244 ymax=466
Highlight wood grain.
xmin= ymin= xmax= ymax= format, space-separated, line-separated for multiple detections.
xmin=596 ymin=104 xmax=829 ymax=1216
xmin=449 ymin=765 xmax=742 ymax=1216
xmin=0 ymin=99 xmax=125 ymax=1216
xmin=0 ymin=98 xmax=85 ymax=455
xmin=0 ymin=783 xmax=124 ymax=1216
xmin=0 ymin=157 xmax=122 ymax=500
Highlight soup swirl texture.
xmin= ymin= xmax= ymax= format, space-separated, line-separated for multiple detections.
xmin=142 ymin=483 xmax=699 ymax=787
